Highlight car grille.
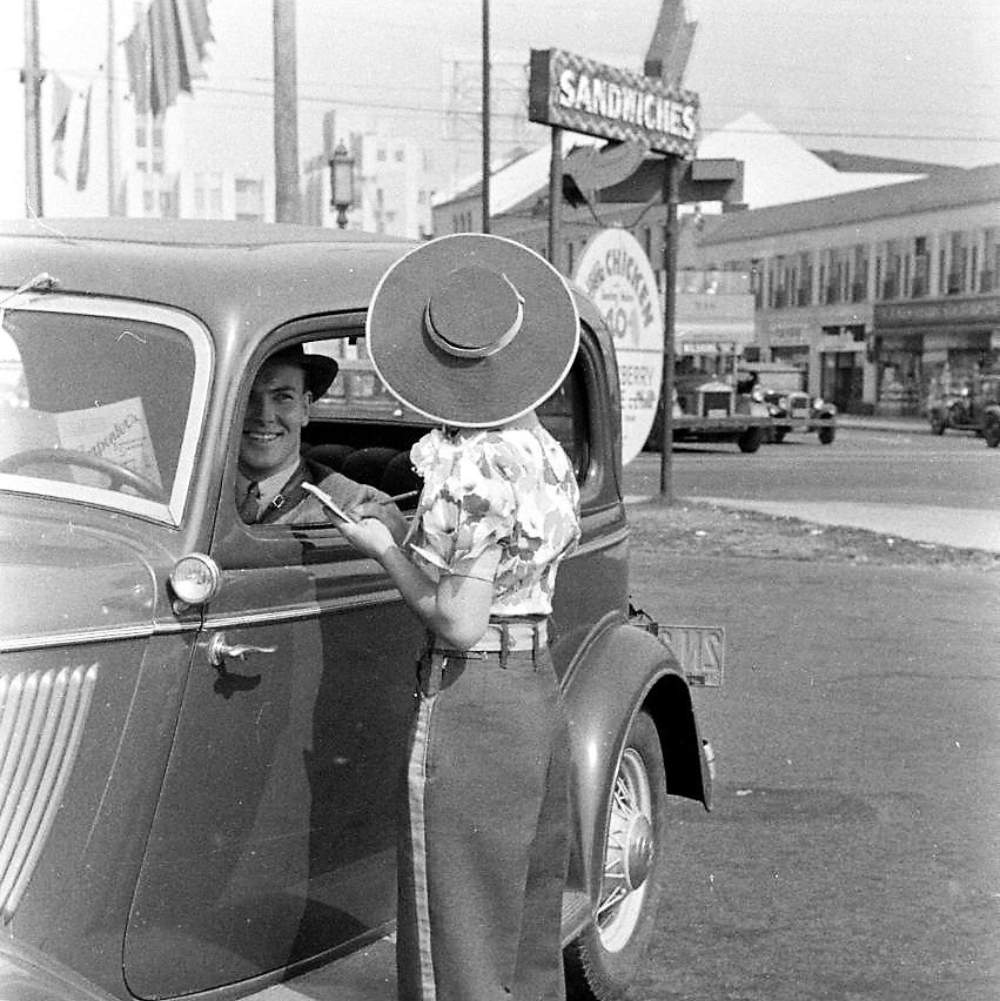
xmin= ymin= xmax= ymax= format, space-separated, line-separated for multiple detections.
xmin=700 ymin=391 xmax=732 ymax=417
xmin=0 ymin=664 xmax=98 ymax=918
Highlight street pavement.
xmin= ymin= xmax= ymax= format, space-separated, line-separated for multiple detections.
xmin=639 ymin=414 xmax=1000 ymax=554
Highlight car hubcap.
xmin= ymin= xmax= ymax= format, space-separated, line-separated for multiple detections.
xmin=597 ymin=747 xmax=655 ymax=952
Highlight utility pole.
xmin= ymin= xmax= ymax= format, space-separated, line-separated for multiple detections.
xmin=22 ymin=0 xmax=44 ymax=216
xmin=547 ymin=128 xmax=561 ymax=271
xmin=273 ymin=0 xmax=301 ymax=223
xmin=106 ymin=0 xmax=118 ymax=215
xmin=480 ymin=0 xmax=490 ymax=233
xmin=658 ymin=156 xmax=680 ymax=501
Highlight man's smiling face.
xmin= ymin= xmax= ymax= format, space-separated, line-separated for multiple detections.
xmin=239 ymin=360 xmax=312 ymax=478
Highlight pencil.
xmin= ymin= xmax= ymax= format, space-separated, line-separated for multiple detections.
xmin=380 ymin=489 xmax=420 ymax=505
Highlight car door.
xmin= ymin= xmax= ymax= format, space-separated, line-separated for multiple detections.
xmin=123 ymin=352 xmax=422 ymax=999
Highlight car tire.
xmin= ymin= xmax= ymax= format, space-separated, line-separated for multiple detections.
xmin=817 ymin=422 xmax=835 ymax=445
xmin=737 ymin=426 xmax=763 ymax=453
xmin=984 ymin=416 xmax=1000 ymax=448
xmin=930 ymin=414 xmax=946 ymax=435
xmin=773 ymin=427 xmax=788 ymax=444
xmin=564 ymin=710 xmax=667 ymax=1001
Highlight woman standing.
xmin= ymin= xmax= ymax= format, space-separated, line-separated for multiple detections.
xmin=335 ymin=234 xmax=581 ymax=1001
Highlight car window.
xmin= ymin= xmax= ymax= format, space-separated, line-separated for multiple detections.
xmin=236 ymin=325 xmax=596 ymax=535
xmin=0 ymin=296 xmax=211 ymax=524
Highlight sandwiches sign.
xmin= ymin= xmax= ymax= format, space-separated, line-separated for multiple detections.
xmin=529 ymin=48 xmax=699 ymax=158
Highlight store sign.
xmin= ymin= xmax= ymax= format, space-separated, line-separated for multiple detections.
xmin=875 ymin=295 xmax=1000 ymax=327
xmin=529 ymin=48 xmax=699 ymax=158
xmin=767 ymin=326 xmax=809 ymax=346
xmin=575 ymin=229 xmax=663 ymax=465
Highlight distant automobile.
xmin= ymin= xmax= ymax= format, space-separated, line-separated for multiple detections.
xmin=756 ymin=386 xmax=837 ymax=444
xmin=927 ymin=374 xmax=1000 ymax=447
xmin=738 ymin=366 xmax=836 ymax=445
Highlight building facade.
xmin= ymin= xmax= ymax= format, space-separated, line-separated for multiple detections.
xmin=434 ymin=135 xmax=999 ymax=417
xmin=693 ymin=164 xmax=1000 ymax=414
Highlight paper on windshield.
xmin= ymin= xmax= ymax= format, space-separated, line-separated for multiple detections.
xmin=55 ymin=396 xmax=162 ymax=487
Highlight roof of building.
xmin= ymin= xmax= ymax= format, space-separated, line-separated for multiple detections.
xmin=694 ymin=113 xmax=920 ymax=208
xmin=808 ymin=149 xmax=953 ymax=175
xmin=432 ymin=133 xmax=603 ymax=214
xmin=433 ymin=112 xmax=935 ymax=218
xmin=696 ymin=162 xmax=1000 ymax=245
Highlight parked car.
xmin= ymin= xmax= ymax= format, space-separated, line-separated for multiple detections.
xmin=927 ymin=374 xmax=1000 ymax=447
xmin=737 ymin=366 xmax=836 ymax=445
xmin=757 ymin=386 xmax=837 ymax=444
xmin=644 ymin=373 xmax=774 ymax=453
xmin=0 ymin=219 xmax=715 ymax=1001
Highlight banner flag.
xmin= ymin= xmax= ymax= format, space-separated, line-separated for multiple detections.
xmin=50 ymin=74 xmax=73 ymax=180
xmin=185 ymin=0 xmax=214 ymax=60
xmin=124 ymin=15 xmax=150 ymax=115
xmin=121 ymin=0 xmax=212 ymax=117
xmin=76 ymin=85 xmax=92 ymax=191
xmin=151 ymin=0 xmax=182 ymax=114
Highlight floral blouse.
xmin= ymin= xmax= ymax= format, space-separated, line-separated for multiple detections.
xmin=404 ymin=423 xmax=581 ymax=616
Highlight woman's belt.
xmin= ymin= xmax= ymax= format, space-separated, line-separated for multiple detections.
xmin=433 ymin=617 xmax=548 ymax=656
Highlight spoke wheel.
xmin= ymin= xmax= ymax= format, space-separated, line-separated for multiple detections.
xmin=564 ymin=710 xmax=668 ymax=1001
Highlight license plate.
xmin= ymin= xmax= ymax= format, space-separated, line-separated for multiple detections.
xmin=656 ymin=624 xmax=725 ymax=687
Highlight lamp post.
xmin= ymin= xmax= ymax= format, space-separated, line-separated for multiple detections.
xmin=329 ymin=140 xmax=355 ymax=229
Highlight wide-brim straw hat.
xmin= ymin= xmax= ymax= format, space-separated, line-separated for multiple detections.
xmin=365 ymin=233 xmax=579 ymax=428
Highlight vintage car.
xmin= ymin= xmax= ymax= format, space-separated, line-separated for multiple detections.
xmin=737 ymin=366 xmax=836 ymax=445
xmin=0 ymin=219 xmax=714 ymax=1001
xmin=927 ymin=375 xmax=1000 ymax=447
xmin=669 ymin=372 xmax=774 ymax=453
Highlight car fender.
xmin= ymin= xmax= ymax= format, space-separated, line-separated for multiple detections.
xmin=0 ymin=936 xmax=119 ymax=1001
xmin=559 ymin=614 xmax=710 ymax=895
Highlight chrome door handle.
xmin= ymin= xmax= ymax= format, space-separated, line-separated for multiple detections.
xmin=207 ymin=632 xmax=277 ymax=668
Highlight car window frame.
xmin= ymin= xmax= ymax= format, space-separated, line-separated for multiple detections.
xmin=222 ymin=311 xmax=605 ymax=565
xmin=217 ymin=314 xmax=385 ymax=566
xmin=0 ymin=291 xmax=213 ymax=527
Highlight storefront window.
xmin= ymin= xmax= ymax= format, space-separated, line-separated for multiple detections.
xmin=981 ymin=228 xmax=998 ymax=292
xmin=852 ymin=245 xmax=868 ymax=302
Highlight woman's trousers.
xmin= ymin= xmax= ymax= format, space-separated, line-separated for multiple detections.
xmin=396 ymin=644 xmax=570 ymax=1001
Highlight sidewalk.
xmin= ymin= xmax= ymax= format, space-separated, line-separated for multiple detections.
xmin=834 ymin=413 xmax=928 ymax=434
xmin=686 ymin=496 xmax=1000 ymax=554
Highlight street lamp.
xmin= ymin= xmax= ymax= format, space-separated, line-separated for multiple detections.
xmin=329 ymin=140 xmax=355 ymax=229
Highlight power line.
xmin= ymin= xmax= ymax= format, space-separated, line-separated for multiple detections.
xmin=192 ymin=81 xmax=1000 ymax=146
xmin=16 ymin=63 xmax=1000 ymax=149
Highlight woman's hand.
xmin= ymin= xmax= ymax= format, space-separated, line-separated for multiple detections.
xmin=353 ymin=496 xmax=409 ymax=544
xmin=334 ymin=515 xmax=398 ymax=561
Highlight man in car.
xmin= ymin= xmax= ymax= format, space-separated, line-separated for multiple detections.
xmin=236 ymin=343 xmax=406 ymax=536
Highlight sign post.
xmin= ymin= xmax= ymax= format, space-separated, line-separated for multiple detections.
xmin=659 ymin=156 xmax=679 ymax=500
xmin=528 ymin=47 xmax=699 ymax=500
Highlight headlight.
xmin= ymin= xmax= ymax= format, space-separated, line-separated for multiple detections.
xmin=170 ymin=553 xmax=221 ymax=606
xmin=778 ymin=395 xmax=789 ymax=409
xmin=813 ymin=397 xmax=824 ymax=409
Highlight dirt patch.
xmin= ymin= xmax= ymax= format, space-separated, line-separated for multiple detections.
xmin=625 ymin=499 xmax=1000 ymax=571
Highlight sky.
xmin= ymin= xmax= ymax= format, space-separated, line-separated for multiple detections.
xmin=2 ymin=0 xmax=999 ymax=218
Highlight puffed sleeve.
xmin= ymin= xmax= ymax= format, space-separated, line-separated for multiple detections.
xmin=407 ymin=429 xmax=517 ymax=574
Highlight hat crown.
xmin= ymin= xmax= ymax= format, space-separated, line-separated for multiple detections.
xmin=366 ymin=233 xmax=579 ymax=428
xmin=425 ymin=266 xmax=524 ymax=359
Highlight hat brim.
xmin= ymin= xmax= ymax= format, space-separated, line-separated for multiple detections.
xmin=366 ymin=234 xmax=579 ymax=428
xmin=302 ymin=354 xmax=339 ymax=399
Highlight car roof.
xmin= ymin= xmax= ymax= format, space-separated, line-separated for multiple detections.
xmin=0 ymin=217 xmax=612 ymax=380
xmin=0 ymin=218 xmax=416 ymax=350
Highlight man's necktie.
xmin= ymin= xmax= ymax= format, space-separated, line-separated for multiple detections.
xmin=239 ymin=481 xmax=261 ymax=523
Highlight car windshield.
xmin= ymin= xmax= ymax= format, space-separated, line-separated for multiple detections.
xmin=0 ymin=296 xmax=210 ymax=524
